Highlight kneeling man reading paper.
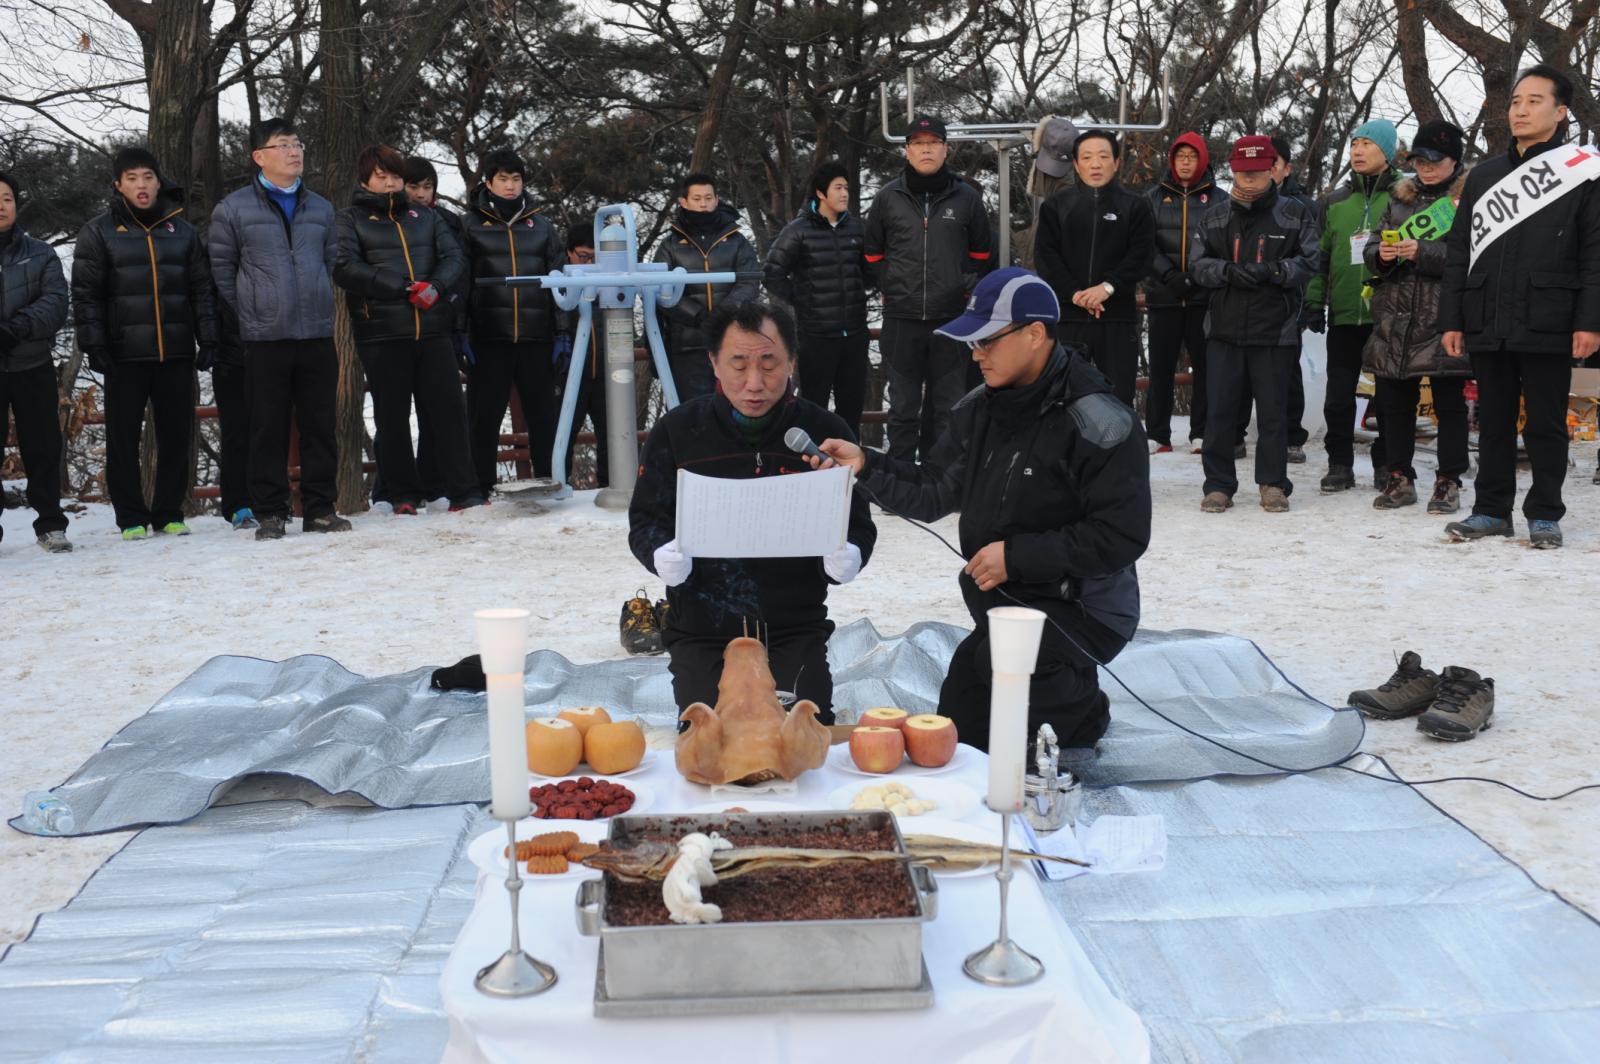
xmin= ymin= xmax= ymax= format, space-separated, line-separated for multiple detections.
xmin=628 ymin=300 xmax=877 ymax=723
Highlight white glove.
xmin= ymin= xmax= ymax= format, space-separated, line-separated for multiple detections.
xmin=654 ymin=539 xmax=692 ymax=587
xmin=823 ymin=542 xmax=862 ymax=584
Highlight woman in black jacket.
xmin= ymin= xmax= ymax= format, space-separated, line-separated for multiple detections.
xmin=763 ymin=162 xmax=871 ymax=436
xmin=334 ymin=144 xmax=480 ymax=513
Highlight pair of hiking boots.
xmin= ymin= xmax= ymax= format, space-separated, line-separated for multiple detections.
xmin=619 ymin=589 xmax=670 ymax=656
xmin=1348 ymin=651 xmax=1494 ymax=741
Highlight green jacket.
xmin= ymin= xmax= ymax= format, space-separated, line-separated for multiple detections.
xmin=1307 ymin=168 xmax=1402 ymax=326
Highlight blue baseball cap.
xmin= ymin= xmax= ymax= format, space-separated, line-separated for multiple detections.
xmin=935 ymin=267 xmax=1060 ymax=343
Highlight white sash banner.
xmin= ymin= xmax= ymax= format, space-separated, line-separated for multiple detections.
xmin=1469 ymin=142 xmax=1600 ymax=268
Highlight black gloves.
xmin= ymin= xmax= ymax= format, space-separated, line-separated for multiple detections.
xmin=196 ymin=344 xmax=217 ymax=372
xmin=1305 ymin=307 xmax=1327 ymax=333
xmin=1226 ymin=264 xmax=1262 ymax=289
xmin=86 ymin=347 xmax=112 ymax=374
xmin=431 ymin=654 xmax=487 ymax=693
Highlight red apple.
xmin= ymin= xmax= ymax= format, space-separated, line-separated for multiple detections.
xmin=903 ymin=714 xmax=958 ymax=767
xmin=860 ymin=707 xmax=909 ymax=732
xmin=849 ymin=726 xmax=906 ymax=774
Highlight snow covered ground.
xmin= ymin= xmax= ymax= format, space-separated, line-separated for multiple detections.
xmin=3 ymin=427 xmax=1599 ymax=949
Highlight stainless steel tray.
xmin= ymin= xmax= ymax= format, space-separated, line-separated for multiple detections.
xmin=574 ymin=811 xmax=938 ymax=1006
xmin=592 ymin=943 xmax=934 ymax=1017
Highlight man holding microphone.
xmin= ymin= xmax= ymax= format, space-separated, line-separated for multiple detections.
xmin=803 ymin=267 xmax=1151 ymax=754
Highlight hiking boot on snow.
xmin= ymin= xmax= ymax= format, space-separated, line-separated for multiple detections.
xmin=1529 ymin=519 xmax=1563 ymax=549
xmin=620 ymin=589 xmax=665 ymax=655
xmin=1320 ymin=465 xmax=1355 ymax=493
xmin=1373 ymin=472 xmax=1417 ymax=509
xmin=1200 ymin=491 xmax=1233 ymax=513
xmin=1416 ymin=666 xmax=1495 ymax=741
xmin=1259 ymin=485 xmax=1290 ymax=512
xmin=231 ymin=507 xmax=261 ymax=531
xmin=305 ymin=513 xmax=353 ymax=533
xmin=1427 ymin=480 xmax=1460 ymax=514
xmin=256 ymin=514 xmax=287 ymax=540
xmin=1446 ymin=514 xmax=1514 ymax=541
xmin=36 ymin=530 xmax=72 ymax=553
xmin=1287 ymin=445 xmax=1307 ymax=464
xmin=1348 ymin=650 xmax=1439 ymax=719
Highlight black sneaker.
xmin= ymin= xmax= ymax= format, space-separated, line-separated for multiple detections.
xmin=620 ymin=589 xmax=665 ymax=655
xmin=256 ymin=514 xmax=287 ymax=541
xmin=1320 ymin=465 xmax=1355 ymax=493
xmin=1416 ymin=666 xmax=1494 ymax=741
xmin=1348 ymin=650 xmax=1439 ymax=719
xmin=1286 ymin=445 xmax=1307 ymax=464
xmin=305 ymin=513 xmax=353 ymax=533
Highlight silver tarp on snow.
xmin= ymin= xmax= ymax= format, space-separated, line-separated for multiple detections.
xmin=10 ymin=621 xmax=1364 ymax=836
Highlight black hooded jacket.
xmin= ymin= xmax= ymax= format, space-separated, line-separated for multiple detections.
xmin=629 ymin=389 xmax=877 ymax=638
xmin=460 ymin=184 xmax=565 ymax=344
xmin=652 ymin=203 xmax=762 ymax=354
xmin=763 ymin=202 xmax=870 ymax=337
xmin=862 ymin=348 xmax=1150 ymax=641
xmin=1144 ymin=170 xmax=1219 ymax=308
xmin=1034 ymin=179 xmax=1156 ymax=322
xmin=71 ymin=182 xmax=217 ymax=363
xmin=333 ymin=188 xmax=465 ymax=344
xmin=863 ymin=169 xmax=992 ymax=321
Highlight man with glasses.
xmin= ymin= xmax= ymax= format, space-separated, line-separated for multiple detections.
xmin=209 ymin=118 xmax=350 ymax=539
xmin=804 ymin=267 xmax=1151 ymax=758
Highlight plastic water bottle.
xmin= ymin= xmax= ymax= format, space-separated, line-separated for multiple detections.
xmin=21 ymin=791 xmax=75 ymax=835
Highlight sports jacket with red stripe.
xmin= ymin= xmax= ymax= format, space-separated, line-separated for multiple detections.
xmin=863 ymin=170 xmax=992 ymax=321
xmin=1034 ymin=178 xmax=1155 ymax=323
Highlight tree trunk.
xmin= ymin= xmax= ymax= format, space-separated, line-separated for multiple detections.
xmin=1395 ymin=0 xmax=1442 ymax=126
xmin=146 ymin=0 xmax=209 ymax=213
xmin=690 ymin=0 xmax=758 ymax=172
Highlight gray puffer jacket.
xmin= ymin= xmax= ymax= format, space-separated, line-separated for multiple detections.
xmin=0 ymin=227 xmax=69 ymax=373
xmin=1362 ymin=170 xmax=1472 ymax=379
xmin=208 ymin=179 xmax=337 ymax=342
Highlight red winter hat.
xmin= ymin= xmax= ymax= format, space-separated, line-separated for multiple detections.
xmin=1228 ymin=135 xmax=1277 ymax=173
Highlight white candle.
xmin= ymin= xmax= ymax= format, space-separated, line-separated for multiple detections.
xmin=985 ymin=606 xmax=1048 ymax=812
xmin=476 ymin=609 xmax=532 ymax=821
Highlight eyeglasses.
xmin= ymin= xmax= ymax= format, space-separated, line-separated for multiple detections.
xmin=569 ymin=249 xmax=596 ymax=263
xmin=967 ymin=323 xmax=1028 ymax=351
xmin=259 ymin=142 xmax=306 ymax=153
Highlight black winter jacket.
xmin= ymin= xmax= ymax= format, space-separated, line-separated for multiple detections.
xmin=1190 ymin=187 xmax=1320 ymax=348
xmin=763 ymin=204 xmax=869 ymax=337
xmin=864 ymin=170 xmax=992 ymax=321
xmin=653 ymin=204 xmax=761 ymax=354
xmin=863 ymin=348 xmax=1150 ymax=641
xmin=1439 ymin=137 xmax=1600 ymax=356
xmin=0 ymin=226 xmax=68 ymax=373
xmin=1034 ymin=180 xmax=1156 ymax=322
xmin=1143 ymin=170 xmax=1218 ymax=308
xmin=72 ymin=186 xmax=218 ymax=364
xmin=334 ymin=189 xmax=465 ymax=344
xmin=461 ymin=184 xmax=564 ymax=345
xmin=629 ymin=390 xmax=877 ymax=638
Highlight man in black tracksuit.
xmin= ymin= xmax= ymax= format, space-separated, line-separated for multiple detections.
xmin=72 ymin=147 xmax=218 ymax=538
xmin=764 ymin=161 xmax=871 ymax=437
xmin=333 ymin=145 xmax=479 ymax=512
xmin=653 ymin=172 xmax=761 ymax=402
xmin=1190 ymin=136 xmax=1320 ymax=512
xmin=1143 ymin=132 xmax=1218 ymax=449
xmin=461 ymin=149 xmax=566 ymax=489
xmin=629 ymin=301 xmax=876 ymax=723
xmin=864 ymin=114 xmax=993 ymax=461
xmin=1034 ymin=129 xmax=1155 ymax=408
xmin=808 ymin=267 xmax=1149 ymax=752
xmin=1439 ymin=65 xmax=1600 ymax=548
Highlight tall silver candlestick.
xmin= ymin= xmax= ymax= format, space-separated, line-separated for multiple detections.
xmin=962 ymin=811 xmax=1044 ymax=986
xmin=474 ymin=820 xmax=558 ymax=996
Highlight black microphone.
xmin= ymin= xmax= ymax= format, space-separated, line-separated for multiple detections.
xmin=783 ymin=426 xmax=827 ymax=462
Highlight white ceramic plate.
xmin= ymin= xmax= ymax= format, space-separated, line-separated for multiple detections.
xmin=529 ymin=748 xmax=657 ymax=780
xmin=527 ymin=777 xmax=655 ymax=819
xmin=682 ymin=799 xmax=805 ymax=816
xmin=467 ymin=818 xmax=611 ymax=879
xmin=894 ymin=817 xmax=1005 ymax=879
xmin=827 ymin=740 xmax=977 ymax=778
xmin=827 ymin=777 xmax=982 ymax=822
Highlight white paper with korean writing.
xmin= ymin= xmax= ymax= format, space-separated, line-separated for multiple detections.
xmin=674 ymin=464 xmax=853 ymax=558
xmin=1469 ymin=143 xmax=1600 ymax=268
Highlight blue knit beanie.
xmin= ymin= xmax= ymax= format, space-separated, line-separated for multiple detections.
xmin=1351 ymin=119 xmax=1398 ymax=162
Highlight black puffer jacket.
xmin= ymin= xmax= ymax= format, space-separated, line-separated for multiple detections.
xmin=1362 ymin=169 xmax=1472 ymax=379
xmin=71 ymin=184 xmax=217 ymax=363
xmin=863 ymin=348 xmax=1150 ymax=641
xmin=864 ymin=169 xmax=992 ymax=321
xmin=461 ymin=184 xmax=564 ymax=344
xmin=1143 ymin=170 xmax=1219 ymax=308
xmin=1035 ymin=180 xmax=1155 ymax=323
xmin=1190 ymin=187 xmax=1320 ymax=348
xmin=629 ymin=389 xmax=877 ymax=638
xmin=334 ymin=188 xmax=464 ymax=344
xmin=0 ymin=226 xmax=68 ymax=373
xmin=653 ymin=204 xmax=761 ymax=354
xmin=1439 ymin=137 xmax=1600 ymax=356
xmin=763 ymin=203 xmax=869 ymax=337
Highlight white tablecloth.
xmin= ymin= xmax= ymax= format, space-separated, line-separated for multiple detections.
xmin=439 ymin=745 xmax=1149 ymax=1064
